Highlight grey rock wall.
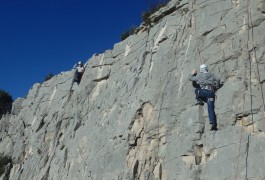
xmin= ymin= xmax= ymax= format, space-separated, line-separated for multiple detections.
xmin=1 ymin=0 xmax=265 ymax=179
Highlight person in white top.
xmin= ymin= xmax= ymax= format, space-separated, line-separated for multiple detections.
xmin=73 ymin=61 xmax=85 ymax=84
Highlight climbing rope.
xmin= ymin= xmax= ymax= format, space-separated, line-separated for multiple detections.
xmin=192 ymin=0 xmax=203 ymax=65
xmin=127 ymin=28 xmax=154 ymax=177
xmin=173 ymin=0 xmax=202 ymax=64
xmin=247 ymin=1 xmax=255 ymax=133
xmin=127 ymin=26 xmax=175 ymax=177
xmin=127 ymin=3 xmax=191 ymax=173
xmin=249 ymin=6 xmax=265 ymax=114
xmin=235 ymin=0 xmax=252 ymax=179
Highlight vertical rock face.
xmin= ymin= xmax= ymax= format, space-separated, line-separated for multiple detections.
xmin=1 ymin=0 xmax=265 ymax=179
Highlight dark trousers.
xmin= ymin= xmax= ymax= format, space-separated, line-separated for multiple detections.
xmin=74 ymin=72 xmax=83 ymax=84
xmin=195 ymin=88 xmax=217 ymax=125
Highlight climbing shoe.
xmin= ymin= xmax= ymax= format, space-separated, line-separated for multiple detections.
xmin=195 ymin=100 xmax=204 ymax=106
xmin=210 ymin=124 xmax=217 ymax=131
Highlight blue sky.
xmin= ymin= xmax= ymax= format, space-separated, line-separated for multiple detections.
xmin=0 ymin=0 xmax=157 ymax=100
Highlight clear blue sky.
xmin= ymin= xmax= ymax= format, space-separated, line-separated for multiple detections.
xmin=0 ymin=0 xmax=157 ymax=100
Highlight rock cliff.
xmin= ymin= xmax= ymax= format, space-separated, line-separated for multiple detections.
xmin=1 ymin=0 xmax=265 ymax=179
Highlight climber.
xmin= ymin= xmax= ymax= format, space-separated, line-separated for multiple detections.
xmin=189 ymin=64 xmax=220 ymax=131
xmin=73 ymin=61 xmax=85 ymax=84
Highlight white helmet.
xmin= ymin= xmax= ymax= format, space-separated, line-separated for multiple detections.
xmin=200 ymin=64 xmax=208 ymax=73
xmin=78 ymin=61 xmax=82 ymax=65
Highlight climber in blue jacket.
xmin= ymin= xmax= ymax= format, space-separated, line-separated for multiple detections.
xmin=189 ymin=64 xmax=220 ymax=131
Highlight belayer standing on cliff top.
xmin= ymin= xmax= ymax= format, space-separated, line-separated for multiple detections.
xmin=73 ymin=61 xmax=85 ymax=84
xmin=189 ymin=64 xmax=221 ymax=131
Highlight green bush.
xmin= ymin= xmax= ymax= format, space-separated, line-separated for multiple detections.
xmin=0 ymin=153 xmax=11 ymax=176
xmin=120 ymin=26 xmax=137 ymax=41
xmin=142 ymin=0 xmax=170 ymax=25
xmin=0 ymin=89 xmax=13 ymax=118
xmin=44 ymin=73 xmax=54 ymax=82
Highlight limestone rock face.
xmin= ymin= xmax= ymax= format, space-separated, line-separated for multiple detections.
xmin=1 ymin=0 xmax=265 ymax=179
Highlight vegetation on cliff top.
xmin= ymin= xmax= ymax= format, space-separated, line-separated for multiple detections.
xmin=0 ymin=89 xmax=13 ymax=118
xmin=120 ymin=0 xmax=170 ymax=40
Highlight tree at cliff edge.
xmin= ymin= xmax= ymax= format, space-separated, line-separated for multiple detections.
xmin=0 ymin=89 xmax=13 ymax=118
